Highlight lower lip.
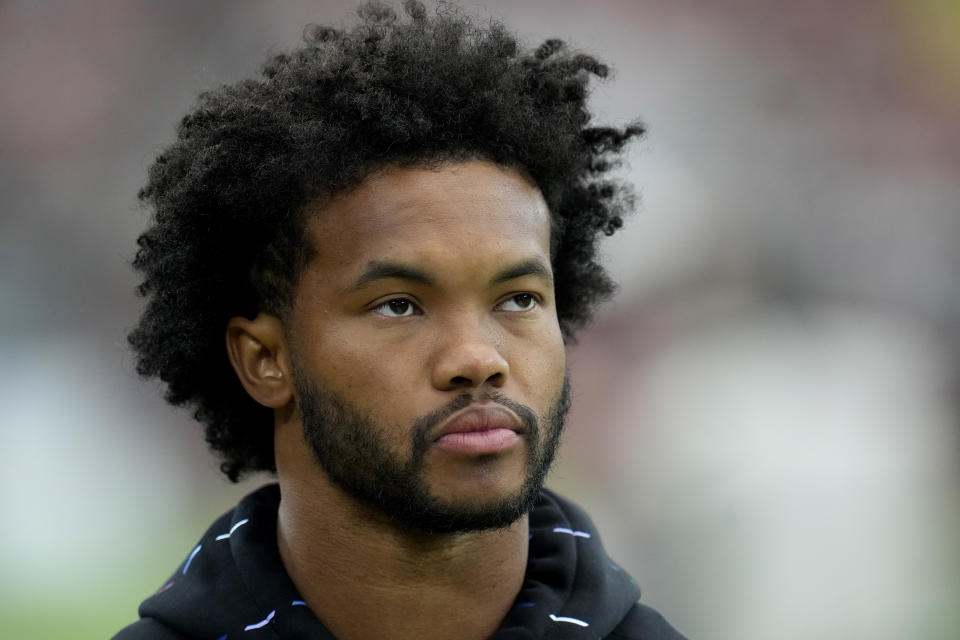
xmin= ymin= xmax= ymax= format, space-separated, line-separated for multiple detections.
xmin=433 ymin=428 xmax=519 ymax=454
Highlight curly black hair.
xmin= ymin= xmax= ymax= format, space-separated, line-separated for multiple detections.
xmin=130 ymin=0 xmax=645 ymax=481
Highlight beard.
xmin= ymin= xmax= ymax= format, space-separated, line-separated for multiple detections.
xmin=292 ymin=371 xmax=570 ymax=535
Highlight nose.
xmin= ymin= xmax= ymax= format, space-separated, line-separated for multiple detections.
xmin=431 ymin=319 xmax=509 ymax=391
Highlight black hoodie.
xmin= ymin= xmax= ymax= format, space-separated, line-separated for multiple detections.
xmin=113 ymin=485 xmax=687 ymax=639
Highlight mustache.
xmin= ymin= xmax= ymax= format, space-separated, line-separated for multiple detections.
xmin=409 ymin=391 xmax=540 ymax=460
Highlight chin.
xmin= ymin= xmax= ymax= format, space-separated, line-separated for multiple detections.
xmin=408 ymin=490 xmax=538 ymax=534
xmin=426 ymin=456 xmax=530 ymax=502
xmin=405 ymin=472 xmax=543 ymax=535
xmin=430 ymin=485 xmax=526 ymax=514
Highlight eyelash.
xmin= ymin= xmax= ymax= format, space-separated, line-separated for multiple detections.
xmin=371 ymin=293 xmax=540 ymax=318
xmin=497 ymin=292 xmax=538 ymax=312
xmin=373 ymin=298 xmax=420 ymax=318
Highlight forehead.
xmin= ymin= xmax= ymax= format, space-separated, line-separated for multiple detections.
xmin=303 ymin=161 xmax=552 ymax=270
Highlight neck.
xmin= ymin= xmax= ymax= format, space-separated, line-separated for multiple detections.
xmin=275 ymin=427 xmax=529 ymax=640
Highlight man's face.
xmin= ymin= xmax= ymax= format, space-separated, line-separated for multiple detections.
xmin=286 ymin=161 xmax=568 ymax=533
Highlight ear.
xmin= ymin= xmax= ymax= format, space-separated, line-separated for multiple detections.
xmin=225 ymin=314 xmax=293 ymax=409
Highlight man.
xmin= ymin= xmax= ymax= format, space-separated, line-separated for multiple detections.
xmin=115 ymin=2 xmax=686 ymax=638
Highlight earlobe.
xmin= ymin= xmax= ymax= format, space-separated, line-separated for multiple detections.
xmin=225 ymin=314 xmax=294 ymax=409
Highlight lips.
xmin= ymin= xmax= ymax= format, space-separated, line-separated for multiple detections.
xmin=431 ymin=404 xmax=524 ymax=454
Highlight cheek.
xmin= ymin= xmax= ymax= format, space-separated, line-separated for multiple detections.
xmin=512 ymin=326 xmax=566 ymax=407
xmin=302 ymin=332 xmax=424 ymax=416
xmin=310 ymin=342 xmax=382 ymax=389
xmin=544 ymin=339 xmax=568 ymax=396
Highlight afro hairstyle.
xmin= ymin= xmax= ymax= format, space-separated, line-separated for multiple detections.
xmin=129 ymin=0 xmax=645 ymax=481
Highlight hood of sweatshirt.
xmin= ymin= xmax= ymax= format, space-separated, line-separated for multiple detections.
xmin=114 ymin=484 xmax=685 ymax=640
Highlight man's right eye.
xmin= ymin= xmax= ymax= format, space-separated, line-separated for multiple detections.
xmin=373 ymin=298 xmax=419 ymax=318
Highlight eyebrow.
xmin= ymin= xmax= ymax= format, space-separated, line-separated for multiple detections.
xmin=489 ymin=259 xmax=553 ymax=287
xmin=352 ymin=261 xmax=435 ymax=290
xmin=350 ymin=258 xmax=553 ymax=291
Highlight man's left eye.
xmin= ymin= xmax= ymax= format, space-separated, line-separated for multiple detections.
xmin=497 ymin=293 xmax=538 ymax=312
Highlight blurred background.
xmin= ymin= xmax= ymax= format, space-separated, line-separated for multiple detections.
xmin=1 ymin=1 xmax=958 ymax=638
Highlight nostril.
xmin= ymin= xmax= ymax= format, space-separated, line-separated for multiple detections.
xmin=450 ymin=375 xmax=471 ymax=386
xmin=485 ymin=372 xmax=504 ymax=386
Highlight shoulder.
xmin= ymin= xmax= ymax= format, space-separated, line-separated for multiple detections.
xmin=112 ymin=618 xmax=189 ymax=640
xmin=607 ymin=602 xmax=690 ymax=640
